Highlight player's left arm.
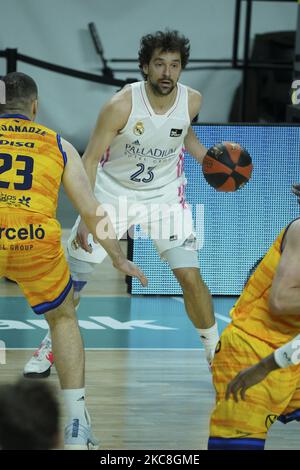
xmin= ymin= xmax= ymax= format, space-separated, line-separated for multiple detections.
xmin=226 ymin=328 xmax=300 ymax=402
xmin=184 ymin=89 xmax=208 ymax=165
xmin=225 ymin=353 xmax=279 ymax=402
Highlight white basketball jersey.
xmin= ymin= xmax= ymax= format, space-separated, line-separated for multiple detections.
xmin=99 ymin=81 xmax=190 ymax=190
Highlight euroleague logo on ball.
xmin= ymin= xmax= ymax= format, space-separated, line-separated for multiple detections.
xmin=203 ymin=159 xmax=213 ymax=169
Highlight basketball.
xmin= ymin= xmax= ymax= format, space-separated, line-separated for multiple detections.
xmin=202 ymin=142 xmax=253 ymax=192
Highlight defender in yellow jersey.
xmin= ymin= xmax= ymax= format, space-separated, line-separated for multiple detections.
xmin=208 ymin=218 xmax=300 ymax=450
xmin=0 ymin=72 xmax=147 ymax=449
xmin=0 ymin=112 xmax=72 ymax=313
xmin=0 ymin=115 xmax=66 ymax=219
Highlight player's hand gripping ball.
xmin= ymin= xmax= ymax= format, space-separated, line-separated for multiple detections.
xmin=202 ymin=142 xmax=253 ymax=192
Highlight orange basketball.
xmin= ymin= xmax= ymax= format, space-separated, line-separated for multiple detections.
xmin=202 ymin=142 xmax=253 ymax=192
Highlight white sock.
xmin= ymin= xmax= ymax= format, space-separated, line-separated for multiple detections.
xmin=63 ymin=388 xmax=87 ymax=426
xmin=197 ymin=322 xmax=219 ymax=363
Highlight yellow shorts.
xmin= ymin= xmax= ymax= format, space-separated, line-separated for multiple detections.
xmin=0 ymin=210 xmax=72 ymax=314
xmin=209 ymin=324 xmax=300 ymax=449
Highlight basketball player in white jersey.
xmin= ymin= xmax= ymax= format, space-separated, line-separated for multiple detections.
xmin=24 ymin=30 xmax=219 ymax=378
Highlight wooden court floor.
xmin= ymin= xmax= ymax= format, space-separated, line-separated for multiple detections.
xmin=2 ymin=351 xmax=300 ymax=450
xmin=0 ymin=232 xmax=299 ymax=450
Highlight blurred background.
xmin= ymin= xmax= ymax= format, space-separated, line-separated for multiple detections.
xmin=0 ymin=0 xmax=299 ymax=286
xmin=0 ymin=0 xmax=298 ymax=150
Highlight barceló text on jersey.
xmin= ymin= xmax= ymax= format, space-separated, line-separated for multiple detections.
xmin=0 ymin=124 xmax=46 ymax=136
xmin=0 ymin=224 xmax=45 ymax=241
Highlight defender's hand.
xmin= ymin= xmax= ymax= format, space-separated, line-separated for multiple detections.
xmin=112 ymin=257 xmax=148 ymax=288
xmin=225 ymin=363 xmax=269 ymax=402
xmin=76 ymin=220 xmax=92 ymax=253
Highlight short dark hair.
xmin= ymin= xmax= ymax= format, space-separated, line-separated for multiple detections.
xmin=0 ymin=379 xmax=59 ymax=450
xmin=138 ymin=30 xmax=190 ymax=79
xmin=0 ymin=72 xmax=38 ymax=114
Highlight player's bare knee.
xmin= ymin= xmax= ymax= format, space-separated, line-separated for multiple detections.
xmin=44 ymin=290 xmax=76 ymax=327
xmin=45 ymin=304 xmax=76 ymax=327
xmin=173 ymin=267 xmax=202 ymax=292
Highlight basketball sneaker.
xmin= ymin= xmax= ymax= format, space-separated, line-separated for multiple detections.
xmin=23 ymin=336 xmax=54 ymax=378
xmin=64 ymin=410 xmax=99 ymax=450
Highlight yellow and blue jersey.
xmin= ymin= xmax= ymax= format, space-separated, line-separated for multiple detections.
xmin=209 ymin=219 xmax=300 ymax=449
xmin=231 ymin=220 xmax=300 ymax=347
xmin=0 ymin=114 xmax=66 ymax=218
xmin=0 ymin=114 xmax=71 ymax=314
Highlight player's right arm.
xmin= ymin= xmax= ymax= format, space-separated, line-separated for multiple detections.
xmin=81 ymin=87 xmax=132 ymax=190
xmin=268 ymin=219 xmax=300 ymax=316
xmin=61 ymin=137 xmax=147 ymax=287
xmin=75 ymin=87 xmax=131 ymax=251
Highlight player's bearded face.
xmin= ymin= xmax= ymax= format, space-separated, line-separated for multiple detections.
xmin=148 ymin=75 xmax=175 ymax=96
xmin=144 ymin=50 xmax=182 ymax=96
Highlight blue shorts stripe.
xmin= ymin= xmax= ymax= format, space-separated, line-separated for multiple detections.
xmin=32 ymin=276 xmax=73 ymax=314
xmin=56 ymin=133 xmax=67 ymax=166
xmin=208 ymin=437 xmax=265 ymax=450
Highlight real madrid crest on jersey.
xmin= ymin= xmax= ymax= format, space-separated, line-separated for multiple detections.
xmin=133 ymin=121 xmax=144 ymax=136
